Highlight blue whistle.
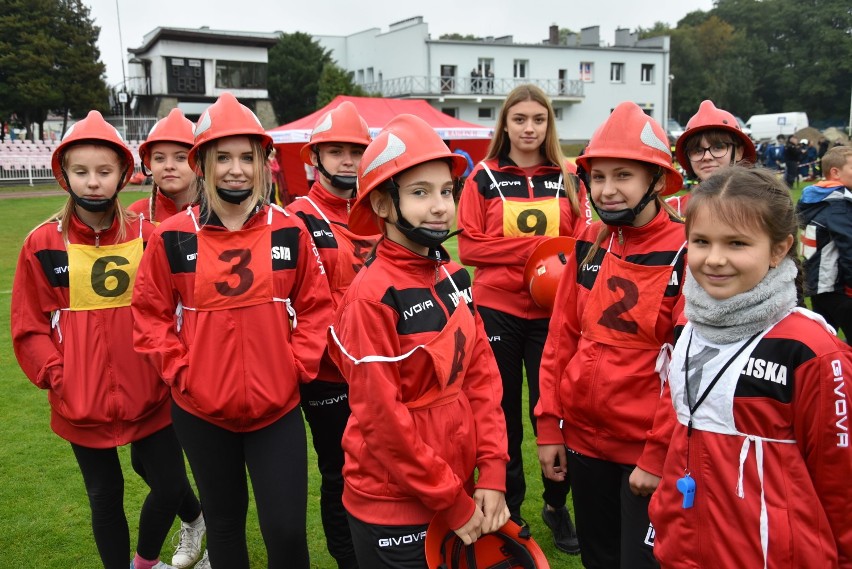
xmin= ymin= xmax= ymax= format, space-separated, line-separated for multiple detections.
xmin=677 ymin=474 xmax=696 ymax=509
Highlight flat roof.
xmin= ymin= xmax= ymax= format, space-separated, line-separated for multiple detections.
xmin=130 ymin=27 xmax=280 ymax=55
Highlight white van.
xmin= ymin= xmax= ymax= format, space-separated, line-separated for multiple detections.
xmin=745 ymin=112 xmax=809 ymax=140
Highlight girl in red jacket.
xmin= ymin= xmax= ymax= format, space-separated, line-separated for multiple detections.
xmin=286 ymin=100 xmax=377 ymax=569
xmin=456 ymin=84 xmax=589 ymax=554
xmin=649 ymin=166 xmax=852 ymax=568
xmin=327 ymin=114 xmax=510 ymax=568
xmin=126 ymin=108 xmax=207 ymax=568
xmin=128 ymin=108 xmax=200 ymax=224
xmin=11 ymin=110 xmax=196 ymax=569
xmin=536 ymin=101 xmax=686 ymax=569
xmin=131 ymin=93 xmax=333 ymax=569
xmin=667 ymin=100 xmax=756 ymax=216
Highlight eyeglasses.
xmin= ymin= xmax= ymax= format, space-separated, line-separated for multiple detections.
xmin=687 ymin=142 xmax=732 ymax=161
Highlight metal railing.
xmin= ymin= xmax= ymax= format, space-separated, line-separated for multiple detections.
xmin=360 ymin=76 xmax=584 ymax=99
xmin=0 ymin=153 xmax=143 ymax=186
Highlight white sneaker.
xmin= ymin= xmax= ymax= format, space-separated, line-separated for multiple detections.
xmin=171 ymin=515 xmax=206 ymax=568
xmin=193 ymin=550 xmax=211 ymax=569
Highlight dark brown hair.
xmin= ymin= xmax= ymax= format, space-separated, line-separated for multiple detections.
xmin=685 ymin=165 xmax=803 ymax=300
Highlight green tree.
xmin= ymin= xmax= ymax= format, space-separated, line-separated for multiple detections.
xmin=438 ymin=33 xmax=481 ymax=41
xmin=712 ymin=0 xmax=852 ymax=123
xmin=316 ymin=64 xmax=367 ymax=108
xmin=52 ymin=0 xmax=109 ymax=134
xmin=0 ymin=0 xmax=61 ymax=140
xmin=267 ymin=32 xmax=332 ymax=123
xmin=0 ymin=0 xmax=108 ymax=140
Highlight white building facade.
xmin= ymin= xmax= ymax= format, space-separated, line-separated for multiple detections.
xmin=125 ymin=27 xmax=279 ymax=129
xmin=315 ymin=17 xmax=672 ymax=143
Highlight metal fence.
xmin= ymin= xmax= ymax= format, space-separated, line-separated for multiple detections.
xmin=360 ymin=76 xmax=584 ymax=99
xmin=0 ymin=140 xmax=144 ymax=186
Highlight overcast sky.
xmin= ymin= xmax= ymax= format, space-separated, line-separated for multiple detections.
xmin=87 ymin=0 xmax=714 ymax=86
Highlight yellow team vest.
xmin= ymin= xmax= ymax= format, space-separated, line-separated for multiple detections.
xmin=67 ymin=237 xmax=143 ymax=311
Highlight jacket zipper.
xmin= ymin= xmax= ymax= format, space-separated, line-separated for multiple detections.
xmin=95 ymin=231 xmax=100 ymax=248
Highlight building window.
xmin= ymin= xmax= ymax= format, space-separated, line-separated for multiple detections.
xmin=554 ymin=107 xmax=563 ymax=120
xmin=167 ymin=58 xmax=205 ymax=95
xmin=215 ymin=60 xmax=267 ymax=89
xmin=579 ymin=62 xmax=593 ymax=82
xmin=357 ymin=69 xmax=364 ymax=83
xmin=641 ymin=64 xmax=654 ymax=84
xmin=610 ymin=62 xmax=624 ymax=83
xmin=366 ymin=67 xmax=374 ymax=83
xmin=442 ymin=107 xmax=458 ymax=118
xmin=513 ymin=59 xmax=529 ymax=79
xmin=478 ymin=107 xmax=495 ymax=120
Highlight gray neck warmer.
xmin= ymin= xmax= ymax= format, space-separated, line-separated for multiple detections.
xmin=684 ymin=257 xmax=798 ymax=344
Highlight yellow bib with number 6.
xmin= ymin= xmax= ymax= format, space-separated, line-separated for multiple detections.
xmin=68 ymin=238 xmax=143 ymax=310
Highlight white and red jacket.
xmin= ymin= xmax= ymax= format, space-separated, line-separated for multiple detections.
xmin=128 ymin=190 xmax=194 ymax=224
xmin=132 ymin=203 xmax=333 ymax=432
xmin=12 ymin=213 xmax=170 ymax=448
xmin=649 ymin=311 xmax=852 ymax=568
xmin=535 ymin=207 xmax=687 ymax=473
xmin=327 ymin=239 xmax=508 ymax=530
xmin=457 ymin=156 xmax=591 ymax=319
xmin=286 ymin=182 xmax=378 ymax=383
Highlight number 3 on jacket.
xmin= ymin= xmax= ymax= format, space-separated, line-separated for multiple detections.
xmin=194 ymin=223 xmax=274 ymax=310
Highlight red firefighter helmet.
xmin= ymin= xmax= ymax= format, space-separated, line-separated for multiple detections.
xmin=187 ymin=92 xmax=273 ymax=172
xmin=524 ymin=237 xmax=576 ymax=311
xmin=299 ymin=101 xmax=372 ymax=165
xmin=138 ymin=108 xmax=196 ymax=168
xmin=51 ymin=110 xmax=135 ymax=191
xmin=576 ymin=102 xmax=682 ymax=196
xmin=675 ymin=99 xmax=756 ymax=177
xmin=425 ymin=515 xmax=550 ymax=569
xmin=348 ymin=114 xmax=468 ymax=235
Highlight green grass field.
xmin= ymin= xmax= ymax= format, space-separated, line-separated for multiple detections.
xmin=0 ymin=185 xmax=584 ymax=568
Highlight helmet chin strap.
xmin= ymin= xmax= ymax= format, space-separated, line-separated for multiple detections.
xmin=216 ymin=187 xmax=253 ymax=204
xmin=387 ymin=181 xmax=461 ymax=250
xmin=63 ymin=169 xmax=124 ymax=213
xmin=589 ymin=171 xmax=662 ymax=227
xmin=313 ymin=150 xmax=357 ymax=195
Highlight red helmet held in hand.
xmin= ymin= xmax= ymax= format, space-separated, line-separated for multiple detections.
xmin=425 ymin=515 xmax=551 ymax=569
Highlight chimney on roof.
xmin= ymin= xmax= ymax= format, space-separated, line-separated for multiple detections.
xmin=549 ymin=24 xmax=559 ymax=45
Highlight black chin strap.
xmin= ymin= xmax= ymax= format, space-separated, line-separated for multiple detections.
xmin=588 ymin=169 xmax=662 ymax=226
xmin=313 ymin=149 xmax=357 ymax=195
xmin=386 ymin=180 xmax=461 ymax=249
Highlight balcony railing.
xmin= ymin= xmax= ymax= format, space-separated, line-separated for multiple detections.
xmin=360 ymin=76 xmax=584 ymax=99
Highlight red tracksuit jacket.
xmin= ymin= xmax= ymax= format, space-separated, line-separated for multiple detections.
xmin=132 ymin=203 xmax=332 ymax=432
xmin=286 ymin=183 xmax=379 ymax=383
xmin=327 ymin=239 xmax=508 ymax=530
xmin=457 ymin=156 xmax=591 ymax=319
xmin=128 ymin=190 xmax=194 ymax=224
xmin=536 ymin=206 xmax=687 ymax=473
xmin=649 ymin=311 xmax=852 ymax=568
xmin=12 ymin=213 xmax=170 ymax=448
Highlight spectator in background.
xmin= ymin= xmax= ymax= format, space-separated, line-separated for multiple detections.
xmin=816 ymin=137 xmax=830 ymax=177
xmin=800 ymin=139 xmax=817 ymax=181
xmin=797 ymin=145 xmax=852 ymax=340
xmin=784 ymin=134 xmax=803 ymax=187
xmin=471 ymin=68 xmax=481 ymax=93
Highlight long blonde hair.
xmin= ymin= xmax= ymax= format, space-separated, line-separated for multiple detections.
xmin=40 ymin=143 xmax=137 ymax=242
xmin=487 ymin=84 xmax=580 ymax=216
xmin=198 ymin=137 xmax=270 ymax=220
